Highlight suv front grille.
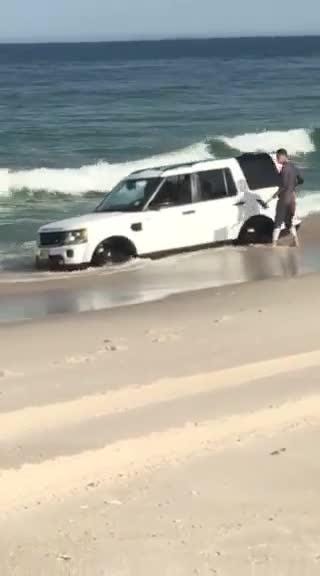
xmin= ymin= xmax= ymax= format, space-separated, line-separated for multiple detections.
xmin=40 ymin=231 xmax=66 ymax=247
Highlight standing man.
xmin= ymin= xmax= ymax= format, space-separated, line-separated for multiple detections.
xmin=272 ymin=148 xmax=303 ymax=247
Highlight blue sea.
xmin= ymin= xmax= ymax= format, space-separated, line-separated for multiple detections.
xmin=1 ymin=36 xmax=320 ymax=271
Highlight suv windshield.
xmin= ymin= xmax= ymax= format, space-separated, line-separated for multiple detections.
xmin=96 ymin=178 xmax=161 ymax=213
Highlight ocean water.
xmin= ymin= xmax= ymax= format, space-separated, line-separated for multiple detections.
xmin=1 ymin=36 xmax=320 ymax=271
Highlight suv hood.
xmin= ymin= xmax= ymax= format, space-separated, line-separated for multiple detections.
xmin=39 ymin=211 xmax=125 ymax=232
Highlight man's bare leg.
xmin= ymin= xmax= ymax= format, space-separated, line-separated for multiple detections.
xmin=272 ymin=227 xmax=281 ymax=247
xmin=290 ymin=226 xmax=299 ymax=248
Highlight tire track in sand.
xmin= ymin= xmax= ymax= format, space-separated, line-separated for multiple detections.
xmin=2 ymin=349 xmax=320 ymax=441
xmin=1 ymin=393 xmax=320 ymax=514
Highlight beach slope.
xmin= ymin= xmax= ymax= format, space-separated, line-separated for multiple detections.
xmin=1 ymin=274 xmax=320 ymax=574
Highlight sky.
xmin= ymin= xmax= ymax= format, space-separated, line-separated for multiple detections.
xmin=1 ymin=0 xmax=319 ymax=43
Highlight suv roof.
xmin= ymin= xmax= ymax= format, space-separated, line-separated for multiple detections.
xmin=128 ymin=153 xmax=276 ymax=181
xmin=128 ymin=157 xmax=238 ymax=180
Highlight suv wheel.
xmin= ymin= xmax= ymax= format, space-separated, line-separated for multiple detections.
xmin=238 ymin=217 xmax=273 ymax=245
xmin=91 ymin=240 xmax=133 ymax=267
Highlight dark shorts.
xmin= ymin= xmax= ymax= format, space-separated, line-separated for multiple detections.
xmin=275 ymin=197 xmax=296 ymax=229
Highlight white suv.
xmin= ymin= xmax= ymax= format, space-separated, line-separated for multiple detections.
xmin=36 ymin=153 xmax=287 ymax=270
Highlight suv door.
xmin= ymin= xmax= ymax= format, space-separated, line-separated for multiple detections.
xmin=140 ymin=174 xmax=196 ymax=254
xmin=193 ymin=168 xmax=241 ymax=244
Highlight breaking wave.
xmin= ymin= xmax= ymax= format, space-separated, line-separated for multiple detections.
xmin=0 ymin=128 xmax=318 ymax=196
xmin=218 ymin=128 xmax=316 ymax=156
xmin=0 ymin=142 xmax=211 ymax=197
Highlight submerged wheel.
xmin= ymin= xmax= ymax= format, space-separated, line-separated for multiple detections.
xmin=238 ymin=217 xmax=274 ymax=246
xmin=91 ymin=238 xmax=135 ymax=267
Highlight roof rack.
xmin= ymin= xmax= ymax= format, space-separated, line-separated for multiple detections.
xmin=131 ymin=153 xmax=272 ymax=178
xmin=130 ymin=158 xmax=214 ymax=177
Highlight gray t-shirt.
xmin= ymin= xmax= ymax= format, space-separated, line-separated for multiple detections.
xmin=278 ymin=162 xmax=300 ymax=205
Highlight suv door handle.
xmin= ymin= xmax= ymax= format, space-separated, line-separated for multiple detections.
xmin=182 ymin=210 xmax=196 ymax=215
xmin=234 ymin=200 xmax=245 ymax=206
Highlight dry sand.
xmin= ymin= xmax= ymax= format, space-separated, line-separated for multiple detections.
xmin=1 ymin=272 xmax=320 ymax=574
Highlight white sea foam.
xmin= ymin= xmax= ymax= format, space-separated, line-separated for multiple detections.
xmin=221 ymin=128 xmax=315 ymax=156
xmin=0 ymin=128 xmax=316 ymax=196
xmin=298 ymin=192 xmax=320 ymax=218
xmin=0 ymin=142 xmax=211 ymax=196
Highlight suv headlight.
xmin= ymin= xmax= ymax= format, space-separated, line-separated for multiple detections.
xmin=64 ymin=229 xmax=88 ymax=245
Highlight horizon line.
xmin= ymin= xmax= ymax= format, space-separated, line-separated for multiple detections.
xmin=0 ymin=32 xmax=320 ymax=46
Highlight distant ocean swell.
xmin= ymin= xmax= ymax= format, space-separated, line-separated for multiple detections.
xmin=0 ymin=128 xmax=318 ymax=197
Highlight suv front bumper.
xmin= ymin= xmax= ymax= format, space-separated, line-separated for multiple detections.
xmin=35 ymin=244 xmax=90 ymax=269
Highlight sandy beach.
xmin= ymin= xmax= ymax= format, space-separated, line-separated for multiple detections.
xmin=1 ymin=247 xmax=320 ymax=574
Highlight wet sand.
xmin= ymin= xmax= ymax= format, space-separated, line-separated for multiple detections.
xmin=1 ymin=273 xmax=320 ymax=574
xmin=1 ymin=213 xmax=320 ymax=323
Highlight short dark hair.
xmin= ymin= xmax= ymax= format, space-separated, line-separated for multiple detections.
xmin=276 ymin=148 xmax=288 ymax=157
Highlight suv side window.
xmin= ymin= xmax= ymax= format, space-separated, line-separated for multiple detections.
xmin=197 ymin=169 xmax=237 ymax=201
xmin=149 ymin=175 xmax=192 ymax=208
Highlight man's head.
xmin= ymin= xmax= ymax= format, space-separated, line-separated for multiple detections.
xmin=276 ymin=148 xmax=289 ymax=165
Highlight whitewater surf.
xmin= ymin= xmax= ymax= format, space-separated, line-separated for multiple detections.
xmin=0 ymin=128 xmax=318 ymax=196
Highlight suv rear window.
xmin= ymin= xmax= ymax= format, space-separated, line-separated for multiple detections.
xmin=236 ymin=153 xmax=281 ymax=190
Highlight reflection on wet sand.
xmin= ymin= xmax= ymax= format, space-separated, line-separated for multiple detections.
xmin=0 ymin=240 xmax=318 ymax=323
xmin=240 ymin=245 xmax=301 ymax=280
